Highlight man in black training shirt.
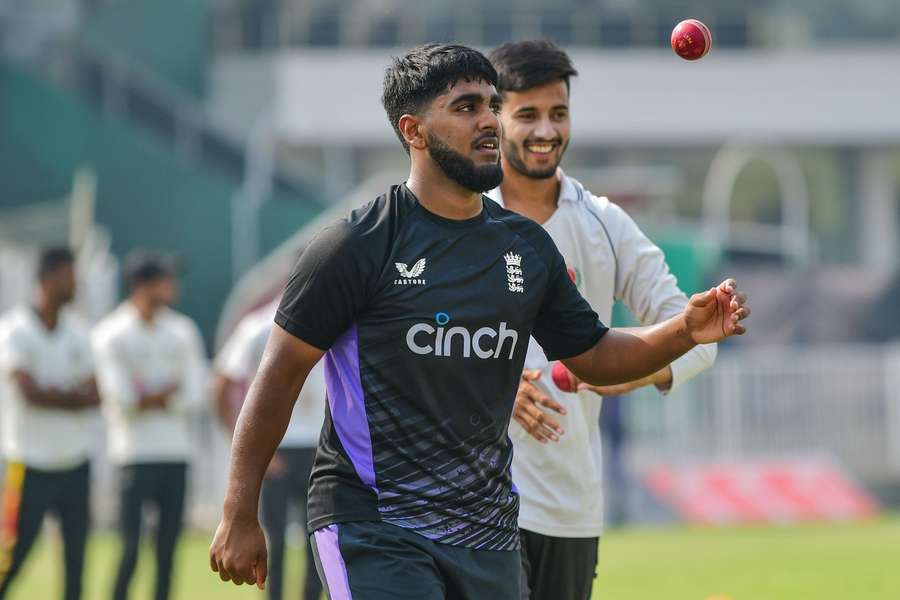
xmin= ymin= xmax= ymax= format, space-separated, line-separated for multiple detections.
xmin=210 ymin=43 xmax=749 ymax=599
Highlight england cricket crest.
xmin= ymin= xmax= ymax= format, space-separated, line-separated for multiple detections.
xmin=504 ymin=252 xmax=524 ymax=294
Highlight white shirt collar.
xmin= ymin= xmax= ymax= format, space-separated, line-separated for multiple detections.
xmin=556 ymin=168 xmax=580 ymax=204
xmin=119 ymin=301 xmax=141 ymax=323
xmin=487 ymin=168 xmax=578 ymax=208
xmin=119 ymin=301 xmax=169 ymax=330
xmin=18 ymin=304 xmax=69 ymax=336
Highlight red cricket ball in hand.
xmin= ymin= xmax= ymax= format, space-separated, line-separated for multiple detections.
xmin=671 ymin=19 xmax=712 ymax=61
xmin=551 ymin=361 xmax=577 ymax=393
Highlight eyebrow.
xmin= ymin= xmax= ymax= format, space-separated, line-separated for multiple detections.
xmin=515 ymin=103 xmax=569 ymax=113
xmin=449 ymin=92 xmax=504 ymax=107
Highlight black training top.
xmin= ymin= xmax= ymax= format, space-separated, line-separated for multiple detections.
xmin=276 ymin=184 xmax=607 ymax=551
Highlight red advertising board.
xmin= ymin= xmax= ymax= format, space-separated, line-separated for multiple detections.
xmin=643 ymin=457 xmax=879 ymax=525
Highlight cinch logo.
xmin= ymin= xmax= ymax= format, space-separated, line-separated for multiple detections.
xmin=405 ymin=312 xmax=520 ymax=359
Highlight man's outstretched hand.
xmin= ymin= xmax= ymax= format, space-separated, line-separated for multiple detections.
xmin=683 ymin=279 xmax=749 ymax=344
xmin=513 ymin=369 xmax=567 ymax=444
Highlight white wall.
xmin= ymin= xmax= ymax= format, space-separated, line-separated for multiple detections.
xmin=210 ymin=47 xmax=900 ymax=146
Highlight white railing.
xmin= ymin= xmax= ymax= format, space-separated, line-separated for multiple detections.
xmin=188 ymin=343 xmax=900 ymax=528
xmin=627 ymin=343 xmax=900 ymax=482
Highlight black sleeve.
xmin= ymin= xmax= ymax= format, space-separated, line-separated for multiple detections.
xmin=531 ymin=240 xmax=609 ymax=361
xmin=275 ymin=221 xmax=371 ymax=350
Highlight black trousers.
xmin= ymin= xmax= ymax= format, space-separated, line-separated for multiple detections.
xmin=260 ymin=447 xmax=321 ymax=600
xmin=310 ymin=520 xmax=521 ymax=600
xmin=0 ymin=460 xmax=90 ymax=600
xmin=519 ymin=528 xmax=599 ymax=600
xmin=112 ymin=462 xmax=187 ymax=600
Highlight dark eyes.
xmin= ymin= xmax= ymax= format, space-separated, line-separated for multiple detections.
xmin=458 ymin=104 xmax=502 ymax=115
xmin=516 ymin=111 xmax=568 ymax=121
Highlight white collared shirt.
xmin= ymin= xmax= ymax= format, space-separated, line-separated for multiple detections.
xmin=93 ymin=302 xmax=208 ymax=465
xmin=214 ymin=303 xmax=325 ymax=448
xmin=487 ymin=170 xmax=717 ymax=537
xmin=0 ymin=305 xmax=98 ymax=469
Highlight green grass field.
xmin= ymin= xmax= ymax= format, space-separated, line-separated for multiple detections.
xmin=8 ymin=517 xmax=899 ymax=599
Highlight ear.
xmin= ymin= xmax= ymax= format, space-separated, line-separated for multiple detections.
xmin=398 ymin=114 xmax=427 ymax=151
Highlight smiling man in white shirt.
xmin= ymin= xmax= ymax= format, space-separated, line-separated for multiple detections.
xmin=93 ymin=251 xmax=208 ymax=600
xmin=487 ymin=40 xmax=727 ymax=600
xmin=0 ymin=247 xmax=100 ymax=600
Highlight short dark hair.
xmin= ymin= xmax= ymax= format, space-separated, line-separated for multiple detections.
xmin=382 ymin=43 xmax=499 ymax=152
xmin=122 ymin=250 xmax=179 ymax=291
xmin=37 ymin=247 xmax=74 ymax=280
xmin=488 ymin=40 xmax=578 ymax=94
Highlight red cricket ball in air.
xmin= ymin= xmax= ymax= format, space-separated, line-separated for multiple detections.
xmin=671 ymin=19 xmax=712 ymax=61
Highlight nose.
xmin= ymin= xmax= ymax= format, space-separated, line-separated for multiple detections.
xmin=533 ymin=115 xmax=555 ymax=140
xmin=478 ymin=106 xmax=500 ymax=132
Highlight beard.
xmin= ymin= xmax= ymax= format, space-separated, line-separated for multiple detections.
xmin=501 ymin=137 xmax=568 ymax=180
xmin=427 ymin=132 xmax=503 ymax=193
xmin=152 ymin=297 xmax=173 ymax=310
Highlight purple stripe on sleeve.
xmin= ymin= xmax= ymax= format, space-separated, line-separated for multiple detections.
xmin=313 ymin=525 xmax=352 ymax=600
xmin=324 ymin=325 xmax=378 ymax=493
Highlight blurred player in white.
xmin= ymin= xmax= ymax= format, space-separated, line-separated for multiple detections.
xmin=488 ymin=41 xmax=726 ymax=599
xmin=212 ymin=301 xmax=325 ymax=600
xmin=0 ymin=247 xmax=99 ymax=600
xmin=92 ymin=252 xmax=208 ymax=600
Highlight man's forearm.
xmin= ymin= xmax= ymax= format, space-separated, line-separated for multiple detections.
xmin=565 ymin=315 xmax=695 ymax=387
xmin=211 ymin=375 xmax=240 ymax=433
xmin=23 ymin=388 xmax=75 ymax=409
xmin=222 ymin=325 xmax=324 ymax=521
xmin=15 ymin=373 xmax=98 ymax=410
xmin=134 ymin=384 xmax=179 ymax=411
xmin=662 ymin=343 xmax=717 ymax=393
xmin=652 ymin=365 xmax=674 ymax=391
xmin=71 ymin=379 xmax=101 ymax=408
xmin=223 ymin=370 xmax=300 ymax=520
xmin=137 ymin=392 xmax=168 ymax=411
